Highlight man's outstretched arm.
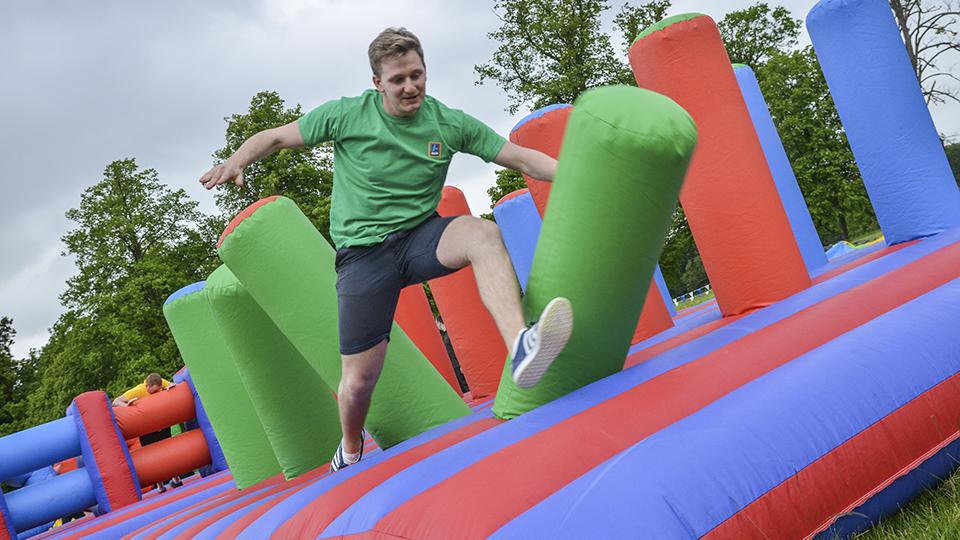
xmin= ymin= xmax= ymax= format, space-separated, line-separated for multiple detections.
xmin=199 ymin=121 xmax=306 ymax=189
xmin=493 ymin=141 xmax=558 ymax=182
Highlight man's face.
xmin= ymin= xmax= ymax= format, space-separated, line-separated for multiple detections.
xmin=373 ymin=50 xmax=426 ymax=118
xmin=146 ymin=384 xmax=162 ymax=395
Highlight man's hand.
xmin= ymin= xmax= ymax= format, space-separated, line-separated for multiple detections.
xmin=200 ymin=160 xmax=245 ymax=190
xmin=199 ymin=122 xmax=306 ymax=191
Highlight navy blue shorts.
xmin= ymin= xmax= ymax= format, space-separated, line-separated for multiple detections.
xmin=335 ymin=214 xmax=460 ymax=355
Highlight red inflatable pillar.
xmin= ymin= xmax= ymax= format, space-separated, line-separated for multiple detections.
xmin=510 ymin=105 xmax=674 ymax=342
xmin=430 ymin=187 xmax=506 ymax=399
xmin=629 ymin=14 xmax=811 ymax=316
xmin=394 ymin=285 xmax=462 ymax=394
xmin=71 ymin=392 xmax=141 ymax=512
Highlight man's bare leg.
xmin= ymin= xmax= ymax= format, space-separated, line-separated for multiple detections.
xmin=338 ymin=340 xmax=388 ymax=455
xmin=435 ymin=216 xmax=526 ymax=348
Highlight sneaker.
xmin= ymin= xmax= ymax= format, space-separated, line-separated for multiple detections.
xmin=330 ymin=429 xmax=366 ymax=472
xmin=155 ymin=482 xmax=166 ymax=494
xmin=510 ymin=297 xmax=573 ymax=389
xmin=170 ymin=477 xmax=183 ymax=489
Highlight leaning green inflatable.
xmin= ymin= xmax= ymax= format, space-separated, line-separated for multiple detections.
xmin=494 ymin=85 xmax=698 ymax=419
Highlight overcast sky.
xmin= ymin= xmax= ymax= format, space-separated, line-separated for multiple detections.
xmin=2 ymin=0 xmax=958 ymax=358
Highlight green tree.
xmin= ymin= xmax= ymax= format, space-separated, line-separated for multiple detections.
xmin=475 ymin=0 xmax=643 ymax=114
xmin=757 ymin=47 xmax=878 ymax=244
xmin=23 ymin=159 xmax=219 ymax=425
xmin=213 ymin=91 xmax=334 ymax=243
xmin=614 ymin=1 xmax=672 ymax=55
xmin=946 ymin=141 xmax=960 ymax=185
xmin=0 ymin=317 xmax=16 ymax=432
xmin=717 ymin=2 xmax=801 ymax=68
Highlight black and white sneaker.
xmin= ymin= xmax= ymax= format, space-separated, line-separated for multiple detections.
xmin=510 ymin=297 xmax=573 ymax=389
xmin=330 ymin=429 xmax=366 ymax=472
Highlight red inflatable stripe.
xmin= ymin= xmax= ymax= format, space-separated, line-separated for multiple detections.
xmin=134 ymin=475 xmax=284 ymax=540
xmin=370 ymin=241 xmax=960 ymax=538
xmin=73 ymin=392 xmax=141 ymax=513
xmin=812 ymin=241 xmax=914 ymax=285
xmin=704 ymin=373 xmax=960 ymax=539
xmin=58 ymin=473 xmax=234 ymax=539
xmin=272 ymin=418 xmax=501 ymax=539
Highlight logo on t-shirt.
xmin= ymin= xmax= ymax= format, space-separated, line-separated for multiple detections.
xmin=428 ymin=141 xmax=442 ymax=159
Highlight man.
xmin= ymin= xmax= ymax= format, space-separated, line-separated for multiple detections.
xmin=200 ymin=28 xmax=573 ymax=472
xmin=112 ymin=372 xmax=173 ymax=407
xmin=113 ymin=373 xmax=183 ymax=492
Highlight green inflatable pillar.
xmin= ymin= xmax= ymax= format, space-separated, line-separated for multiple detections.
xmin=217 ymin=196 xmax=470 ymax=448
xmin=493 ymin=86 xmax=698 ymax=419
xmin=162 ymin=282 xmax=281 ymax=489
xmin=204 ymin=265 xmax=341 ymax=479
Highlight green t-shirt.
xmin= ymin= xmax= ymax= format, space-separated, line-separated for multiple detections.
xmin=298 ymin=89 xmax=507 ymax=248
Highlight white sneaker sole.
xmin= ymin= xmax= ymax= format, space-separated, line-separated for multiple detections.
xmin=513 ymin=297 xmax=574 ymax=389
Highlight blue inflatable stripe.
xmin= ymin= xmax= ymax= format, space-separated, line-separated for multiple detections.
xmin=319 ymin=228 xmax=959 ymax=536
xmin=495 ymin=277 xmax=960 ymax=537
xmin=164 ymin=281 xmax=206 ymax=306
xmin=510 ymin=104 xmax=572 ymax=134
xmin=734 ymin=64 xmax=826 ymax=273
xmin=627 ymin=302 xmax=722 ymax=356
xmin=5 ymin=469 xmax=96 ymax=533
xmin=51 ymin=471 xmax=229 ymax=538
xmin=193 ymin=492 xmax=284 ymax=540
xmin=820 ymin=437 xmax=960 ymax=538
xmin=83 ymin=480 xmax=235 ymax=540
xmin=807 ymin=0 xmax=960 ymax=244
xmin=812 ymin=240 xmax=887 ymax=278
xmin=0 ymin=417 xmax=80 ymax=481
xmin=186 ymin=374 xmax=228 ymax=473
xmin=234 ymin=409 xmax=494 ymax=539
xmin=493 ymin=191 xmax=542 ymax=292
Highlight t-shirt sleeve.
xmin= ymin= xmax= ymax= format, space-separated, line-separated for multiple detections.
xmin=122 ymin=384 xmax=145 ymax=401
xmin=459 ymin=112 xmax=507 ymax=163
xmin=161 ymin=379 xmax=172 ymax=389
xmin=298 ymin=99 xmax=342 ymax=147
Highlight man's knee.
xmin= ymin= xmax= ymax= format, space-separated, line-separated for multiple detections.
xmin=340 ymin=369 xmax=379 ymax=399
xmin=471 ymin=218 xmax=505 ymax=252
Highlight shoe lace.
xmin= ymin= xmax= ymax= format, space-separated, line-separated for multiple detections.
xmin=523 ymin=323 xmax=540 ymax=352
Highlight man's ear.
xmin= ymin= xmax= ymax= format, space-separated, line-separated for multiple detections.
xmin=372 ymin=74 xmax=383 ymax=93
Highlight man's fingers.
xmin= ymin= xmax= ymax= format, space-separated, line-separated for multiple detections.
xmin=234 ymin=171 xmax=245 ymax=187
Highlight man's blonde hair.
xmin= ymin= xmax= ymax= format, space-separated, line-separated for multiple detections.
xmin=368 ymin=27 xmax=424 ymax=76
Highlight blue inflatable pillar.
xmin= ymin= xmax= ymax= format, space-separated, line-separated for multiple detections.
xmin=653 ymin=265 xmax=676 ymax=316
xmin=182 ymin=372 xmax=228 ymax=474
xmin=493 ymin=189 xmax=542 ymax=292
xmin=807 ymin=0 xmax=960 ymax=244
xmin=734 ymin=64 xmax=827 ymax=273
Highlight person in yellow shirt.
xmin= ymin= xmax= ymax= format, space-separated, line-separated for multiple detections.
xmin=112 ymin=372 xmax=182 ymax=492
xmin=112 ymin=373 xmax=173 ymax=407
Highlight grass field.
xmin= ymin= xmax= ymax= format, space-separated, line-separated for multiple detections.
xmin=853 ymin=469 xmax=960 ymax=539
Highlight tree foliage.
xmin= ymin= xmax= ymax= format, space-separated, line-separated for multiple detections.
xmin=889 ymin=0 xmax=960 ymax=105
xmin=946 ymin=141 xmax=960 ymax=184
xmin=757 ymin=47 xmax=878 ymax=243
xmin=475 ymin=0 xmax=644 ymax=114
xmin=22 ymin=159 xmax=219 ymax=426
xmin=213 ymin=91 xmax=335 ymax=243
xmin=717 ymin=3 xmax=801 ymax=68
